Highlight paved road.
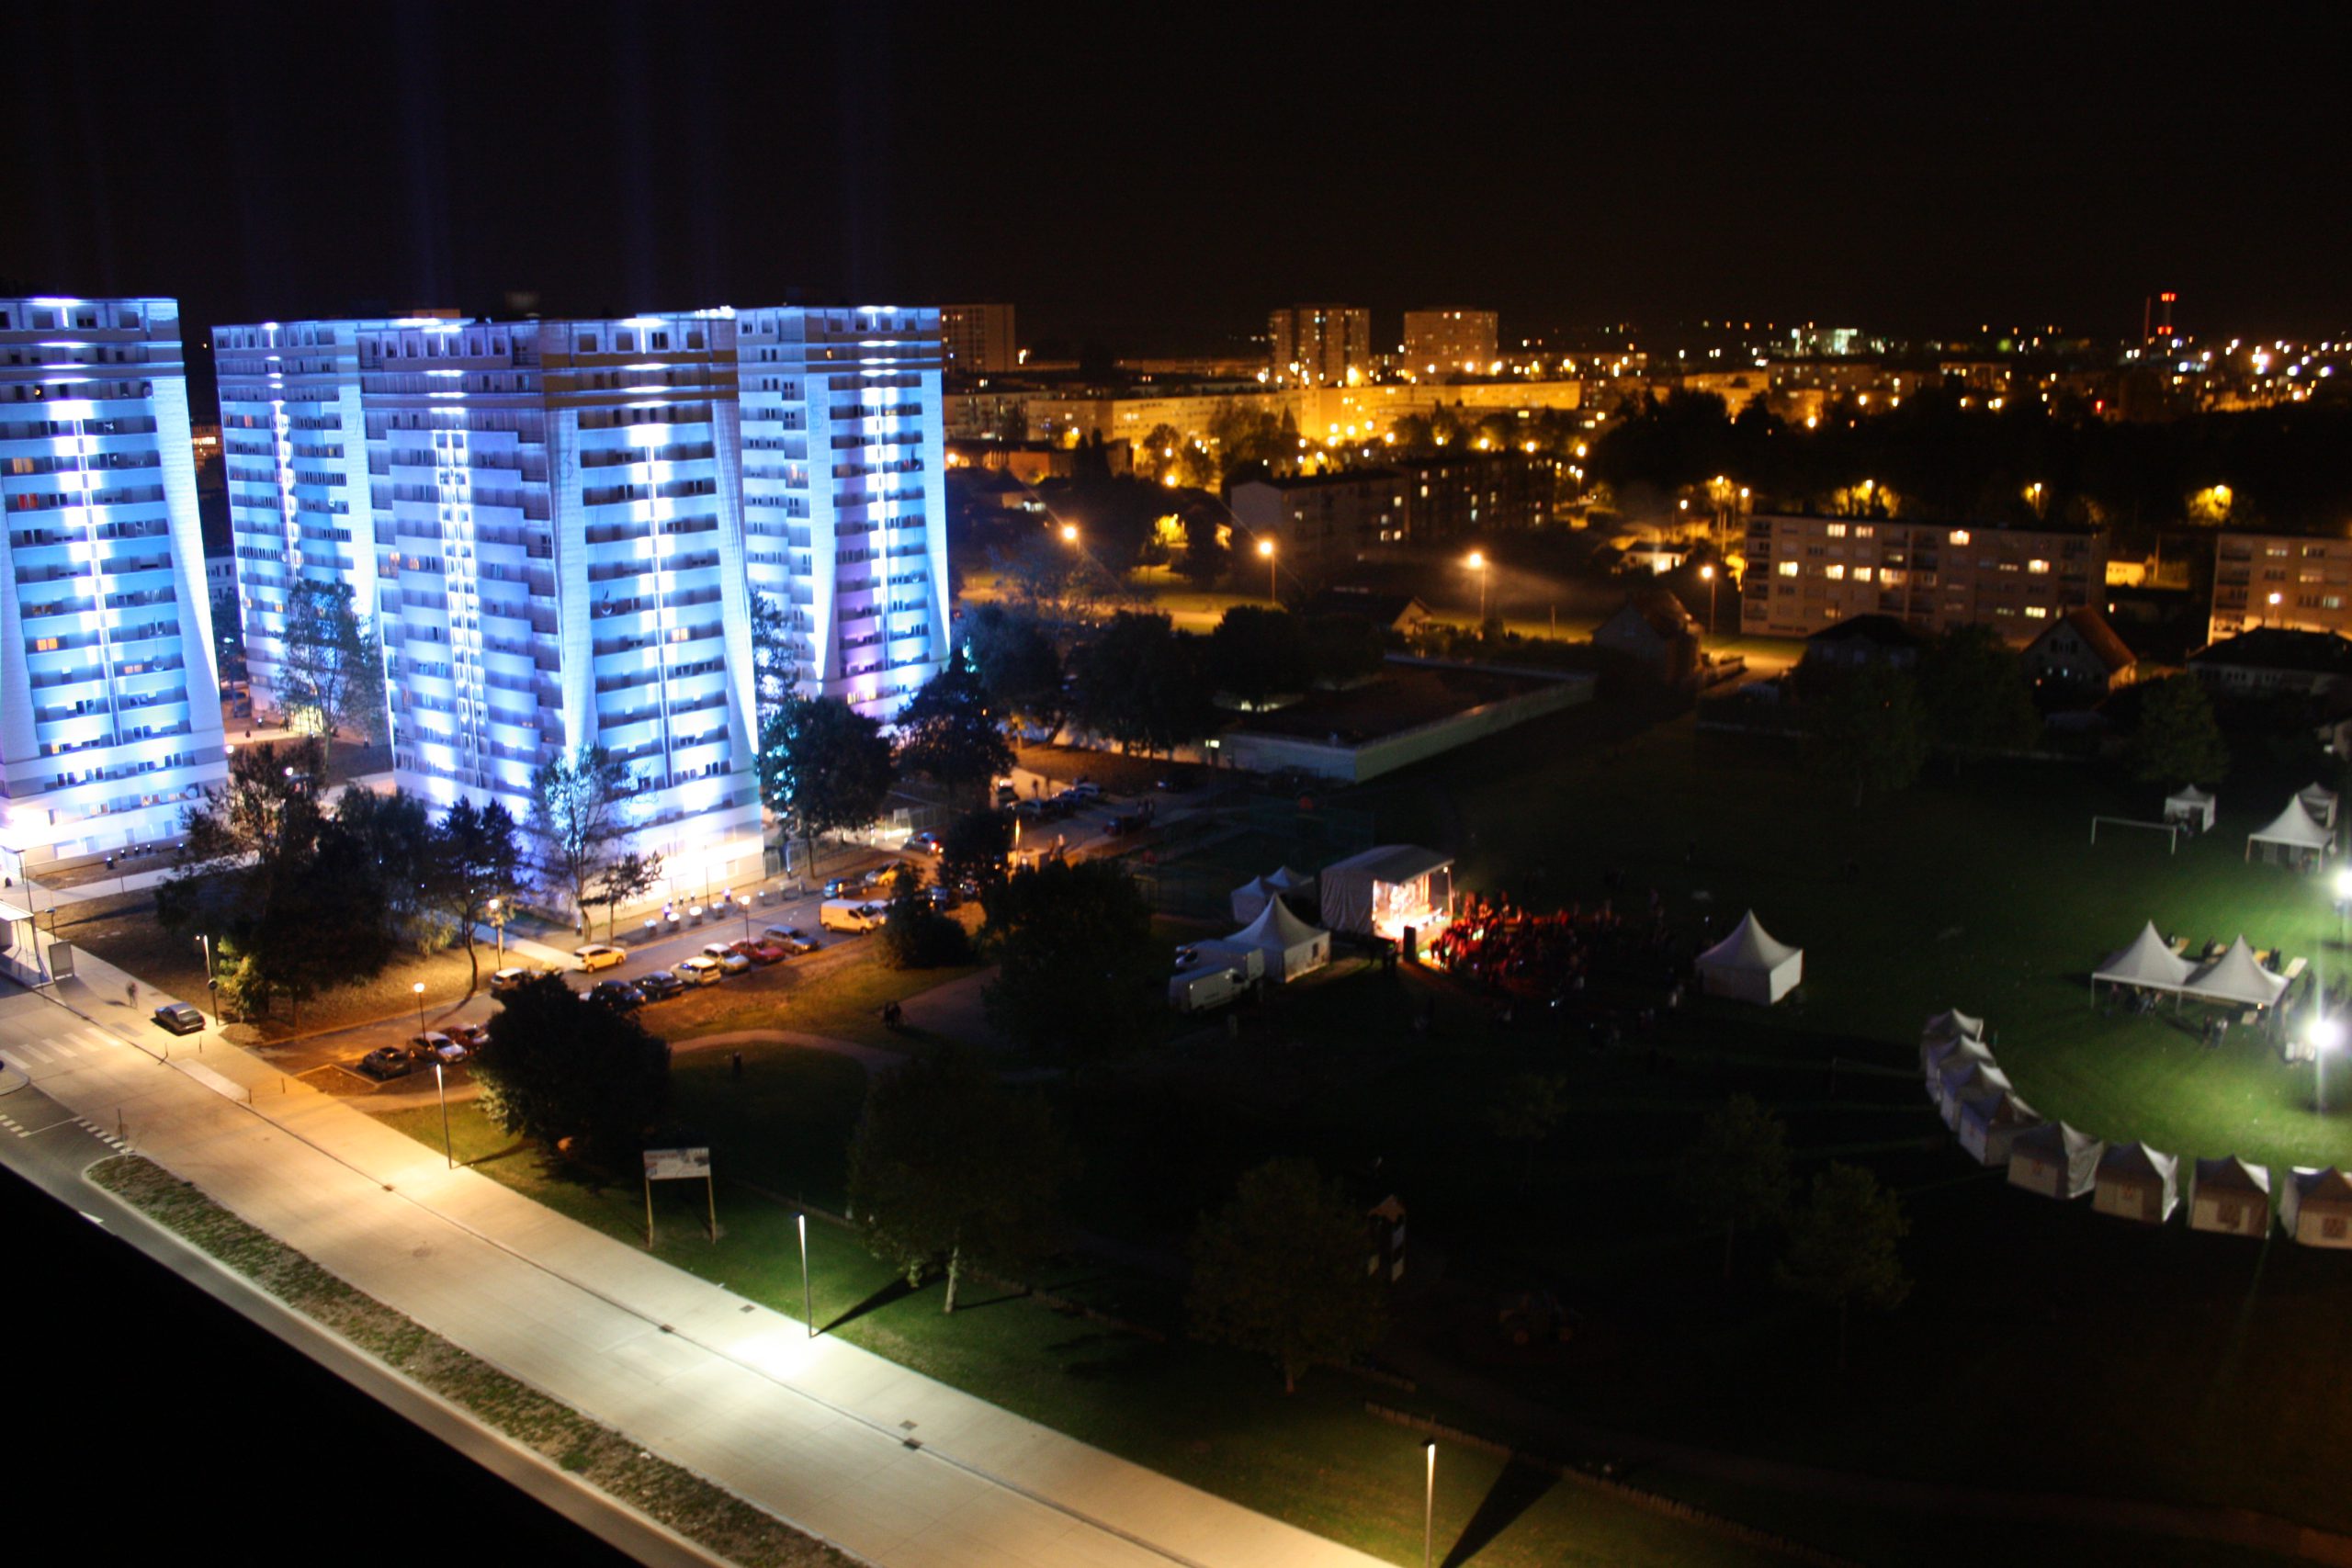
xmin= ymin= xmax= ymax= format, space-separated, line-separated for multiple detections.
xmin=0 ymin=908 xmax=1380 ymax=1568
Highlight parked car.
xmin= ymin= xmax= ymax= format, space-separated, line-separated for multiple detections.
xmin=674 ymin=955 xmax=725 ymax=987
xmin=1069 ymin=779 xmax=1104 ymax=800
xmin=701 ymin=942 xmax=742 ymax=963
xmin=902 ymin=830 xmax=943 ymax=856
xmin=763 ymin=925 xmax=819 ymax=954
xmin=822 ymin=875 xmax=858 ymax=899
xmin=996 ymin=782 xmax=1019 ymax=806
xmin=820 ymin=900 xmax=885 ymax=933
xmin=735 ymin=939 xmax=789 ymax=965
xmin=861 ymin=863 xmax=910 ymax=891
xmin=572 ymin=943 xmax=626 ymax=972
xmin=589 ymin=979 xmax=646 ymax=1009
xmin=1172 ymin=945 xmax=1200 ymax=970
xmin=444 ymin=1022 xmax=490 ymax=1050
xmin=634 ymin=970 xmax=687 ymax=1001
xmin=152 ymin=1001 xmax=205 ymax=1035
xmin=925 ymin=886 xmax=957 ymax=911
xmin=489 ymin=966 xmax=546 ymax=994
xmin=715 ymin=952 xmax=753 ymax=977
xmin=359 ymin=1046 xmax=415 ymax=1078
xmin=409 ymin=1032 xmax=465 ymax=1065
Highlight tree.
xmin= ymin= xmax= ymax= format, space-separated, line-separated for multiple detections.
xmin=1775 ymin=1162 xmax=1911 ymax=1369
xmin=528 ymin=746 xmax=632 ymax=933
xmin=276 ymin=577 xmax=384 ymax=742
xmin=748 ymin=590 xmax=797 ymax=721
xmin=846 ymin=1052 xmax=1067 ymax=1313
xmin=210 ymin=584 xmax=248 ymax=687
xmin=427 ymin=797 xmax=526 ymax=989
xmin=1488 ymin=1072 xmax=1569 ymax=1187
xmin=1067 ymin=612 xmax=1218 ymax=756
xmin=1302 ymin=613 xmax=1385 ymax=685
xmin=894 ymin=652 xmax=1014 ymax=805
xmin=1676 ymin=1094 xmax=1793 ymax=1280
xmin=1136 ymin=422 xmax=1186 ymax=484
xmin=1208 ymin=607 xmax=1310 ymax=708
xmin=877 ymin=863 xmax=971 ymax=970
xmin=2127 ymin=673 xmax=2230 ymax=787
xmin=937 ymin=806 xmax=1015 ymax=895
xmin=758 ymin=694 xmax=895 ymax=880
xmin=964 ymin=603 xmax=1065 ymax=739
xmin=588 ymin=850 xmax=662 ymax=942
xmin=1807 ymin=663 xmax=1929 ymax=807
xmin=1174 ymin=505 xmax=1231 ymax=588
xmin=1187 ymin=1157 xmax=1387 ymax=1394
xmin=1917 ymin=625 xmax=2040 ymax=764
xmin=981 ymin=858 xmax=1160 ymax=1062
xmin=336 ymin=784 xmax=440 ymax=949
xmin=475 ymin=973 xmax=671 ymax=1171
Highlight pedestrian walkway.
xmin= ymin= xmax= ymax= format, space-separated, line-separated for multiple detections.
xmin=0 ymin=943 xmax=1384 ymax=1568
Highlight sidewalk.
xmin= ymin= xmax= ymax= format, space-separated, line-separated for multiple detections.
xmin=0 ymin=942 xmax=1385 ymax=1568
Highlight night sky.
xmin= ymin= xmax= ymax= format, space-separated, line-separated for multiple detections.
xmin=5 ymin=2 xmax=2346 ymax=353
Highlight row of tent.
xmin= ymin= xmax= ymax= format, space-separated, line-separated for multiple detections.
xmin=2245 ymin=787 xmax=2339 ymax=863
xmin=2162 ymin=783 xmax=2339 ymax=839
xmin=2090 ymin=923 xmax=2291 ymax=1009
xmin=1922 ymin=1010 xmax=2352 ymax=1244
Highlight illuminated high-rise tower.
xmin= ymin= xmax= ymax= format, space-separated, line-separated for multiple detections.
xmin=0 ymin=296 xmax=226 ymax=873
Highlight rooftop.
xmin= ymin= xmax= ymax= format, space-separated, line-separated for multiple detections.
xmin=2191 ymin=626 xmax=2352 ymax=674
xmin=1227 ymin=664 xmax=1561 ymax=744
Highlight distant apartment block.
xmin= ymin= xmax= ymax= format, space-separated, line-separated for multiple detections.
xmin=214 ymin=305 xmax=949 ymax=900
xmin=2210 ymin=531 xmax=2352 ymax=644
xmin=1269 ymin=305 xmax=1373 ymax=388
xmin=0 ymin=296 xmax=226 ymax=870
xmin=1401 ymin=309 xmax=1498 ymax=377
xmin=940 ymin=303 xmax=1016 ymax=374
xmin=1740 ymin=513 xmax=2105 ymax=642
xmin=1391 ymin=450 xmax=1553 ymax=539
xmin=1228 ymin=469 xmax=1407 ymax=586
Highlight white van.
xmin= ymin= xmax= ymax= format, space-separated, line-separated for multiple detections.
xmin=1170 ymin=964 xmax=1248 ymax=1014
xmin=820 ymin=899 xmax=885 ymax=933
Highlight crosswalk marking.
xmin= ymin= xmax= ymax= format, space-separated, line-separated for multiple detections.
xmin=0 ymin=1052 xmax=31 ymax=1076
xmin=74 ymin=1118 xmax=129 ymax=1154
xmin=11 ymin=1041 xmax=56 ymax=1065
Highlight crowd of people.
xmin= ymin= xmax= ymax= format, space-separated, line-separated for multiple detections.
xmin=1427 ymin=889 xmax=1681 ymax=999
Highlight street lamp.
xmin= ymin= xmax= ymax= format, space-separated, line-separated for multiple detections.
xmin=413 ymin=980 xmax=426 ymax=1041
xmin=2313 ymin=1015 xmax=2344 ymax=1113
xmin=1700 ymin=564 xmax=1718 ymax=637
xmin=196 ymin=933 xmax=215 ymax=1030
xmin=434 ymin=1060 xmax=452 ymax=1168
xmin=1422 ymin=1439 xmax=1437 ymax=1568
xmin=2267 ymin=591 xmax=2282 ymax=626
xmin=1059 ymin=522 xmax=1080 ymax=545
xmin=797 ymin=1212 xmax=814 ymax=1338
xmin=1465 ymin=550 xmax=1488 ymax=623
xmin=487 ymin=897 xmax=506 ymax=969
xmin=1257 ymin=536 xmax=1276 ymax=603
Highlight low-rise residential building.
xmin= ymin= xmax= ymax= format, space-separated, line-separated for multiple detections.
xmin=1227 ymin=469 xmax=1408 ymax=587
xmin=1798 ymin=615 xmax=1926 ymax=675
xmin=1592 ymin=591 xmax=1702 ymax=683
xmin=2210 ymin=530 xmax=2352 ymax=644
xmin=2024 ymin=606 xmax=2137 ymax=694
xmin=1740 ymin=513 xmax=2104 ymax=643
xmin=2189 ymin=627 xmax=2352 ymax=700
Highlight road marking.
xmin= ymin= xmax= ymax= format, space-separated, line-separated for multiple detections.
xmin=10 ymin=1041 xmax=56 ymax=1065
xmin=0 ymin=1052 xmax=35 ymax=1077
xmin=73 ymin=1118 xmax=130 ymax=1153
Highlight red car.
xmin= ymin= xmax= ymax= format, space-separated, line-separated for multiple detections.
xmin=733 ymin=938 xmax=789 ymax=965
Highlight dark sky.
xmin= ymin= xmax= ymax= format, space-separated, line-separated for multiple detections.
xmin=6 ymin=1 xmax=2346 ymax=354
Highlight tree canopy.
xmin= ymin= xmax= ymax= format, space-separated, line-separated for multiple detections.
xmin=276 ymin=577 xmax=385 ymax=742
xmin=1208 ymin=606 xmax=1311 ymax=707
xmin=1807 ymin=663 xmax=1929 ymax=806
xmin=847 ymin=1051 xmax=1068 ymax=1313
xmin=894 ymin=651 xmax=1014 ymax=802
xmin=2128 ymin=673 xmax=2230 ymax=787
xmin=963 ymin=602 xmax=1066 ymax=739
xmin=758 ymin=694 xmax=896 ymax=878
xmin=1067 ymin=612 xmax=1219 ymax=755
xmin=528 ymin=745 xmax=632 ymax=932
xmin=1776 ymin=1162 xmax=1911 ymax=1369
xmin=1187 ymin=1157 xmax=1387 ymax=1394
xmin=1917 ymin=625 xmax=2041 ymax=762
xmin=980 ymin=857 xmax=1160 ymax=1063
xmin=476 ymin=973 xmax=672 ymax=1171
xmin=1676 ymin=1093 xmax=1793 ymax=1280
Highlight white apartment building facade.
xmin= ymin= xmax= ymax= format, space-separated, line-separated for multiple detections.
xmin=0 ymin=296 xmax=226 ymax=870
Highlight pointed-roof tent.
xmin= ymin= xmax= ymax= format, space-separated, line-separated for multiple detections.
xmin=1695 ymin=911 xmax=1804 ymax=1005
xmin=2300 ymin=782 xmax=2340 ymax=829
xmin=1922 ymin=1009 xmax=1984 ymax=1044
xmin=1228 ymin=895 xmax=1331 ymax=981
xmin=2094 ymin=920 xmax=2198 ymax=993
xmin=1958 ymin=1089 xmax=2042 ymax=1167
xmin=2184 ymin=936 xmax=2290 ymax=1009
xmin=2164 ymin=784 xmax=2217 ymax=829
xmin=2007 ymin=1121 xmax=2104 ymax=1200
xmin=2246 ymin=795 xmax=2335 ymax=859
xmin=2188 ymin=1156 xmax=2273 ymax=1238
xmin=2281 ymin=1167 xmax=2352 ymax=1248
xmin=1264 ymin=865 xmax=1314 ymax=891
xmin=2094 ymin=1142 xmax=2181 ymax=1224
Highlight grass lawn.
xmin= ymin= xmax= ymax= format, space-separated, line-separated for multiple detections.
xmin=372 ymin=1042 xmax=1802 ymax=1567
xmin=649 ymin=938 xmax=987 ymax=1052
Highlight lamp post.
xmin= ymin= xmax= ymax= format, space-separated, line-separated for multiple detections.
xmin=196 ymin=933 xmax=215 ymax=1030
xmin=413 ymin=980 xmax=426 ymax=1041
xmin=434 ymin=1060 xmax=453 ymax=1168
xmin=1422 ymin=1439 xmax=1437 ymax=1568
xmin=2267 ymin=591 xmax=2282 ymax=626
xmin=1466 ymin=550 xmax=1488 ymax=624
xmin=1700 ymin=563 xmax=1718 ymax=637
xmin=1257 ymin=536 xmax=1276 ymax=603
xmin=797 ymin=1212 xmax=814 ymax=1338
xmin=487 ymin=897 xmax=506 ymax=969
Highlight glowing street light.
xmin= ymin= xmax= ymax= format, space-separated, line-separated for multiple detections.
xmin=1700 ymin=563 xmax=1718 ymax=636
xmin=1465 ymin=551 xmax=1488 ymax=623
xmin=1257 ymin=536 xmax=1276 ymax=603
xmin=1422 ymin=1439 xmax=1438 ymax=1568
xmin=487 ymin=896 xmax=507 ymax=969
xmin=1059 ymin=523 xmax=1079 ymax=544
xmin=413 ymin=980 xmax=426 ymax=1040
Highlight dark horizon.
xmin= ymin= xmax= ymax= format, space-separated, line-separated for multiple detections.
xmin=5 ymin=2 xmax=2346 ymax=353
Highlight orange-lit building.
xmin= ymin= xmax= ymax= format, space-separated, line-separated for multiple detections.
xmin=1740 ymin=513 xmax=2105 ymax=643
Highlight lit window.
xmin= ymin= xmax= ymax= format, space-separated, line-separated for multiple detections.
xmin=32 ymin=637 xmax=61 ymax=651
xmin=1825 ymin=523 xmax=1848 ymax=537
xmin=2027 ymin=558 xmax=2050 ymax=574
xmin=1778 ymin=561 xmax=1800 ymax=577
xmin=1950 ymin=529 xmax=1971 ymax=545
xmin=2024 ymin=606 xmax=2048 ymax=618
xmin=1854 ymin=567 xmax=1873 ymax=582
xmin=1825 ymin=564 xmax=1845 ymax=581
xmin=1855 ymin=525 xmax=1874 ymax=537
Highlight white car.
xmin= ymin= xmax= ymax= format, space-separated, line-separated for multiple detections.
xmin=674 ymin=955 xmax=725 ymax=987
xmin=716 ymin=952 xmax=753 ymax=977
xmin=573 ymin=943 xmax=626 ymax=973
xmin=701 ymin=942 xmax=740 ymax=963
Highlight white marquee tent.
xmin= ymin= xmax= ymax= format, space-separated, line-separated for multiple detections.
xmin=1695 ymin=911 xmax=1804 ymax=1005
xmin=2301 ymin=782 xmax=2341 ymax=830
xmin=1189 ymin=939 xmax=1265 ymax=983
xmin=2164 ymin=785 xmax=2217 ymax=830
xmin=2093 ymin=1142 xmax=2180 ymax=1224
xmin=1957 ymin=1089 xmax=2042 ymax=1167
xmin=2188 ymin=1156 xmax=2272 ymax=1238
xmin=1922 ymin=1030 xmax=1993 ymax=1083
xmin=1318 ymin=845 xmax=1453 ymax=940
xmin=1938 ymin=1057 xmax=2013 ymax=1130
xmin=2246 ymin=796 xmax=2335 ymax=863
xmin=2184 ymin=937 xmax=2290 ymax=1010
xmin=2007 ymin=1122 xmax=2103 ymax=1200
xmin=1229 ymin=872 xmax=1309 ymax=924
xmin=2091 ymin=921 xmax=2197 ymax=998
xmin=2281 ymin=1168 xmax=2352 ymax=1248
xmin=1227 ymin=897 xmax=1332 ymax=982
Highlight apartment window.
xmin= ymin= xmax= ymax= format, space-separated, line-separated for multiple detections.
xmin=1950 ymin=529 xmax=1971 ymax=545
xmin=31 ymin=637 xmax=61 ymax=651
xmin=1855 ymin=525 xmax=1874 ymax=537
xmin=1778 ymin=560 xmax=1799 ymax=577
xmin=2027 ymin=559 xmax=2050 ymax=574
xmin=1825 ymin=523 xmax=1847 ymax=537
xmin=1825 ymin=565 xmax=1845 ymax=581
xmin=2025 ymin=606 xmax=2048 ymax=619
xmin=1853 ymin=567 xmax=1873 ymax=582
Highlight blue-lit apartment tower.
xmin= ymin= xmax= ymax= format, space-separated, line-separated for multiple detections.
xmin=0 ymin=297 xmax=226 ymax=873
xmin=214 ymin=317 xmax=430 ymax=721
xmin=735 ymin=306 xmax=948 ymax=714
